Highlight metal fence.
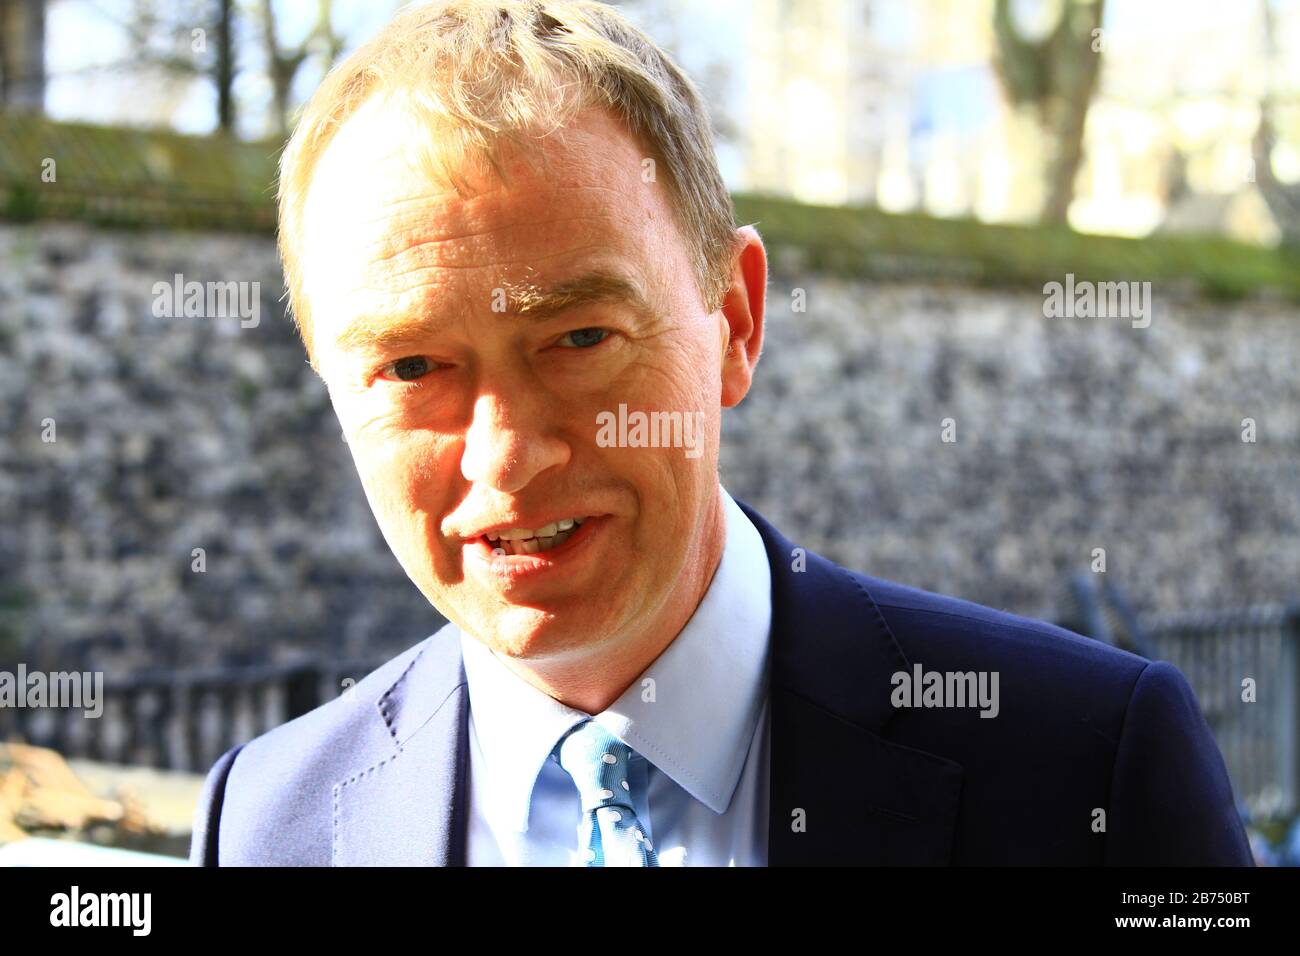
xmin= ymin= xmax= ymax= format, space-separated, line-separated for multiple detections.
xmin=1142 ymin=605 xmax=1300 ymax=818
xmin=1061 ymin=573 xmax=1300 ymax=818
xmin=5 ymin=583 xmax=1298 ymax=813
xmin=0 ymin=658 xmax=384 ymax=774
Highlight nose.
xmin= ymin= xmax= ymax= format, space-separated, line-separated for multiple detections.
xmin=460 ymin=387 xmax=571 ymax=494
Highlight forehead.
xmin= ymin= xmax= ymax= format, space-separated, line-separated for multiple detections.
xmin=298 ymin=98 xmax=680 ymax=342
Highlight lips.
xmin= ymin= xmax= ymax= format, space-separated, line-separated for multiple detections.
xmin=462 ymin=513 xmax=609 ymax=586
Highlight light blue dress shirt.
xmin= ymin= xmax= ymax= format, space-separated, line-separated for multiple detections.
xmin=460 ymin=485 xmax=773 ymax=866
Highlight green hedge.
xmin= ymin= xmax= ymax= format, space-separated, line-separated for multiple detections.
xmin=3 ymin=114 xmax=1297 ymax=300
xmin=0 ymin=114 xmax=278 ymax=231
xmin=733 ymin=194 xmax=1300 ymax=300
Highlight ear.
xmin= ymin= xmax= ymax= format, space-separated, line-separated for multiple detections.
xmin=718 ymin=225 xmax=767 ymax=408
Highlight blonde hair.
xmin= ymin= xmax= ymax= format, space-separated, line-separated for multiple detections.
xmin=277 ymin=0 xmax=743 ymax=359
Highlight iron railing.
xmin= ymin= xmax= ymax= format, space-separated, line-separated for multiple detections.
xmin=0 ymin=658 xmax=385 ymax=773
xmin=1062 ymin=574 xmax=1300 ymax=817
xmin=4 ymin=581 xmax=1297 ymax=813
xmin=1141 ymin=605 xmax=1300 ymax=818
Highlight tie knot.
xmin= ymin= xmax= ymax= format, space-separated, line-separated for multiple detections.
xmin=554 ymin=720 xmax=637 ymax=813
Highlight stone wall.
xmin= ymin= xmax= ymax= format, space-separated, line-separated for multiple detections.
xmin=2 ymin=221 xmax=1298 ymax=673
xmin=726 ymin=270 xmax=1300 ymax=621
xmin=0 ymin=224 xmax=440 ymax=671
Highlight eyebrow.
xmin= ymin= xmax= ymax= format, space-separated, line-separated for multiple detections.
xmin=333 ymin=270 xmax=656 ymax=354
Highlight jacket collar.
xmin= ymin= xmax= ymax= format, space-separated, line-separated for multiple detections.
xmin=331 ymin=628 xmax=470 ymax=866
xmin=736 ymin=499 xmax=963 ymax=866
xmin=333 ymin=496 xmax=962 ymax=865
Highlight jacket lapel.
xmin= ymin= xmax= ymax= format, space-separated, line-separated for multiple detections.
xmin=331 ymin=626 xmax=469 ymax=866
xmin=736 ymin=500 xmax=964 ymax=865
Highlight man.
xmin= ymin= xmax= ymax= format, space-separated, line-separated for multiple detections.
xmin=191 ymin=0 xmax=1252 ymax=866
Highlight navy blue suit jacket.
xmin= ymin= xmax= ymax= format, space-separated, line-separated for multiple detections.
xmin=191 ymin=500 xmax=1254 ymax=865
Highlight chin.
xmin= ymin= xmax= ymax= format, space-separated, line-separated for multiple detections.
xmin=475 ymin=602 xmax=618 ymax=661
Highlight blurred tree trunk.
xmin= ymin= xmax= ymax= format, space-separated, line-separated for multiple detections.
xmin=993 ymin=0 xmax=1106 ymax=225
xmin=1253 ymin=0 xmax=1300 ymax=249
xmin=259 ymin=0 xmax=344 ymax=137
xmin=0 ymin=0 xmax=46 ymax=112
xmin=215 ymin=0 xmax=235 ymax=132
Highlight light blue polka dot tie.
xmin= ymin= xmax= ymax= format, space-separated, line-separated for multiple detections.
xmin=554 ymin=720 xmax=659 ymax=867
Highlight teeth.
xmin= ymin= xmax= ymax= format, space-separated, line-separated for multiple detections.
xmin=487 ymin=517 xmax=586 ymax=542
xmin=482 ymin=517 xmax=592 ymax=555
xmin=487 ymin=518 xmax=589 ymax=556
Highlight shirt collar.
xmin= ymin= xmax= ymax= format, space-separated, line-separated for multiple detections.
xmin=459 ymin=485 xmax=772 ymax=832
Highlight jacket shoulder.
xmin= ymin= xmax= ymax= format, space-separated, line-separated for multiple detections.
xmin=850 ymin=568 xmax=1149 ymax=685
xmin=828 ymin=566 xmax=1250 ymax=863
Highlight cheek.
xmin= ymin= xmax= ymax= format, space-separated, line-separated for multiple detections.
xmin=351 ymin=425 xmax=454 ymax=516
xmin=686 ymin=329 xmax=725 ymax=402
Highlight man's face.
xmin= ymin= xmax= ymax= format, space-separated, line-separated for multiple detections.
xmin=299 ymin=99 xmax=750 ymax=665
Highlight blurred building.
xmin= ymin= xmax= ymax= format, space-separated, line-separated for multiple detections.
xmin=741 ymin=0 xmax=1297 ymax=244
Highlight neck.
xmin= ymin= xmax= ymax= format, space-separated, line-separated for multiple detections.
xmin=494 ymin=486 xmax=728 ymax=714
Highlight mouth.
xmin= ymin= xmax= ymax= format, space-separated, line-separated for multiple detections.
xmin=463 ymin=514 xmax=611 ymax=587
xmin=480 ymin=516 xmax=590 ymax=556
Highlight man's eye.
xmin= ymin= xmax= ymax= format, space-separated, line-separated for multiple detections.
xmin=381 ymin=356 xmax=434 ymax=381
xmin=557 ymin=328 xmax=609 ymax=349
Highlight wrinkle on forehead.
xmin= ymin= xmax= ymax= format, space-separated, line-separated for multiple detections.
xmin=308 ymin=97 xmax=642 ymax=218
xmin=300 ymin=97 xmax=686 ymax=343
